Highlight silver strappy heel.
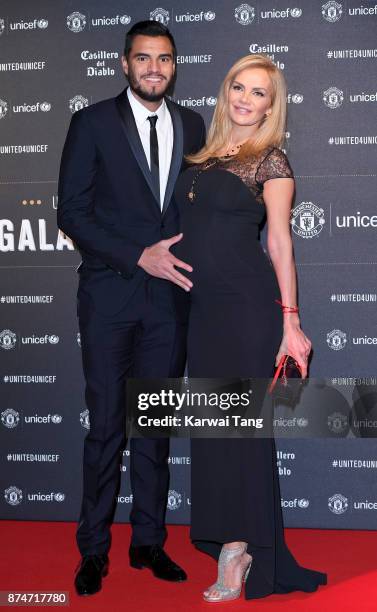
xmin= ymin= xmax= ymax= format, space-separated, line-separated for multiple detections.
xmin=203 ymin=543 xmax=253 ymax=603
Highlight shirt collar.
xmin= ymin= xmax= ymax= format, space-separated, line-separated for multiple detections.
xmin=127 ymin=87 xmax=167 ymax=127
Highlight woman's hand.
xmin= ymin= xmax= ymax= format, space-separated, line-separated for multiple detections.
xmin=275 ymin=324 xmax=312 ymax=378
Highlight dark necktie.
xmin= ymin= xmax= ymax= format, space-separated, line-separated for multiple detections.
xmin=147 ymin=115 xmax=160 ymax=207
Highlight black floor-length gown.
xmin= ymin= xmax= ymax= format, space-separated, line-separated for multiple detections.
xmin=173 ymin=146 xmax=327 ymax=599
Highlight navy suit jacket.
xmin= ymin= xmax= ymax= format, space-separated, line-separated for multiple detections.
xmin=57 ymin=88 xmax=206 ymax=315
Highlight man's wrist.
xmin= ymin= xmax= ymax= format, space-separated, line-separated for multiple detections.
xmin=137 ymin=247 xmax=148 ymax=267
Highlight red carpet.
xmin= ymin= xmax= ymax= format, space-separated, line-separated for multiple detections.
xmin=1 ymin=522 xmax=377 ymax=611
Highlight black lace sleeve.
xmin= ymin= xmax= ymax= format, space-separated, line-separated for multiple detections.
xmin=255 ymin=147 xmax=294 ymax=186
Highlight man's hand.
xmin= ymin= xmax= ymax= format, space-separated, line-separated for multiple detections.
xmin=137 ymin=233 xmax=193 ymax=291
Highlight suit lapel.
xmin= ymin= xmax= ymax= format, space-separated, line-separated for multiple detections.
xmin=162 ymin=98 xmax=184 ymax=216
xmin=115 ymin=89 xmax=161 ymax=209
xmin=115 ymin=89 xmax=184 ymax=217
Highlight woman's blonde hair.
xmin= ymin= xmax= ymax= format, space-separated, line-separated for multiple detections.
xmin=186 ymin=54 xmax=287 ymax=164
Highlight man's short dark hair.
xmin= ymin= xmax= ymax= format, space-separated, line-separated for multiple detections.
xmin=124 ymin=20 xmax=177 ymax=61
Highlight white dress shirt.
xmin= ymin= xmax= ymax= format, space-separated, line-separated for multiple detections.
xmin=127 ymin=87 xmax=173 ymax=210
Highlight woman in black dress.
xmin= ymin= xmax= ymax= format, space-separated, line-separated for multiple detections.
xmin=173 ymin=54 xmax=327 ymax=602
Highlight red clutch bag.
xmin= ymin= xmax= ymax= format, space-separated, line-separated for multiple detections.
xmin=268 ymin=354 xmax=302 ymax=396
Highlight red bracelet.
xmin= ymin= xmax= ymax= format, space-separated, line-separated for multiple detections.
xmin=275 ymin=299 xmax=299 ymax=314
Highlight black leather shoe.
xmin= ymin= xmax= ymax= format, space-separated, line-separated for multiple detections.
xmin=129 ymin=544 xmax=187 ymax=582
xmin=74 ymin=554 xmax=109 ymax=596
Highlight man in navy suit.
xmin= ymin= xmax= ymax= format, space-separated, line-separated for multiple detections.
xmin=58 ymin=20 xmax=205 ymax=596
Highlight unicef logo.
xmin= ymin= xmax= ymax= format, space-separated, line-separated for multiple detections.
xmin=328 ymin=493 xmax=348 ymax=514
xmin=49 ymin=335 xmax=59 ymax=344
xmin=167 ymin=489 xmax=182 ymax=510
xmin=297 ymin=417 xmax=308 ymax=428
xmin=67 ymin=12 xmax=86 ymax=33
xmin=328 ymin=411 xmax=348 ymax=433
xmin=204 ymin=11 xmax=216 ymax=21
xmin=206 ymin=97 xmax=217 ymax=106
xmin=290 ymin=202 xmax=325 ymax=239
xmin=1 ymin=408 xmax=20 ymax=429
xmin=327 ymin=329 xmax=347 ymax=351
xmin=5 ymin=486 xmax=23 ymax=506
xmin=0 ymin=329 xmax=17 ymax=350
xmin=80 ymin=409 xmax=90 ymax=430
xmin=120 ymin=15 xmax=131 ymax=25
xmin=54 ymin=493 xmax=65 ymax=502
xmin=290 ymin=8 xmax=302 ymax=18
xmin=0 ymin=19 xmax=5 ymax=35
xmin=40 ymin=102 xmax=51 ymax=112
xmin=291 ymin=93 xmax=303 ymax=104
xmin=69 ymin=95 xmax=89 ymax=113
xmin=322 ymin=1 xmax=343 ymax=22
xmin=0 ymin=99 xmax=8 ymax=119
xmin=37 ymin=19 xmax=48 ymax=29
xmin=51 ymin=414 xmax=63 ymax=424
xmin=150 ymin=8 xmax=170 ymax=26
xmin=235 ymin=4 xmax=255 ymax=25
xmin=323 ymin=86 xmax=344 ymax=109
xmin=77 ymin=332 xmax=81 ymax=347
xmin=298 ymin=498 xmax=309 ymax=508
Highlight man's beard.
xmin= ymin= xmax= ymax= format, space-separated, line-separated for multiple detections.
xmin=127 ymin=66 xmax=173 ymax=102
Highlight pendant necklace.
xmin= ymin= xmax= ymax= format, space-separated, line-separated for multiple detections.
xmin=187 ymin=141 xmax=246 ymax=203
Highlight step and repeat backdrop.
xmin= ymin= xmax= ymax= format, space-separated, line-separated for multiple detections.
xmin=1 ymin=1 xmax=376 ymax=528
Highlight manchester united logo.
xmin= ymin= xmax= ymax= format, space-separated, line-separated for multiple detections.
xmin=0 ymin=329 xmax=17 ymax=350
xmin=67 ymin=12 xmax=86 ymax=33
xmin=291 ymin=202 xmax=326 ymax=239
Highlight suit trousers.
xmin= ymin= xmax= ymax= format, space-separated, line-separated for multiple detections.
xmin=76 ymin=276 xmax=187 ymax=555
